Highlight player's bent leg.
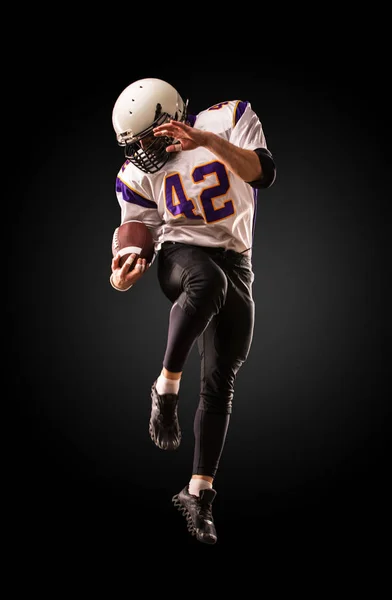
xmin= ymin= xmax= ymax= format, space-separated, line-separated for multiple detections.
xmin=150 ymin=244 xmax=229 ymax=451
xmin=157 ymin=244 xmax=229 ymax=379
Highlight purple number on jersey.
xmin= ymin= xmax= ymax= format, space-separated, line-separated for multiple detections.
xmin=193 ymin=162 xmax=234 ymax=223
xmin=165 ymin=161 xmax=234 ymax=224
xmin=165 ymin=174 xmax=203 ymax=220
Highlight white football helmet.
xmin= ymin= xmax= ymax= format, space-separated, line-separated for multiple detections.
xmin=112 ymin=78 xmax=188 ymax=174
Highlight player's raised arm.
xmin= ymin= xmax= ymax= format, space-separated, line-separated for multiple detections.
xmin=153 ymin=118 xmax=274 ymax=186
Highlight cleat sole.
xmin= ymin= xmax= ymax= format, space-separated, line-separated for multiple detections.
xmin=172 ymin=493 xmax=217 ymax=545
xmin=149 ymin=421 xmax=181 ymax=451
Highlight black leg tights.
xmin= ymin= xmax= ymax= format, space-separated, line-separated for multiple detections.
xmin=157 ymin=243 xmax=255 ymax=479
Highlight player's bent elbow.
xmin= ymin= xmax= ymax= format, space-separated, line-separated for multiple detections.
xmin=248 ymin=148 xmax=276 ymax=189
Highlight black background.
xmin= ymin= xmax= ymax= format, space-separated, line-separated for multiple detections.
xmin=8 ymin=23 xmax=388 ymax=571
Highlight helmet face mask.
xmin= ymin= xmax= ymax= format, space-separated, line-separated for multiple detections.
xmin=112 ymin=78 xmax=188 ymax=174
xmin=123 ymin=113 xmax=178 ymax=174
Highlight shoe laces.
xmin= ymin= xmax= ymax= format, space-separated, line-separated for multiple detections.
xmin=198 ymin=500 xmax=213 ymax=521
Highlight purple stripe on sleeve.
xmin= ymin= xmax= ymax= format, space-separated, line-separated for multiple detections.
xmin=116 ymin=177 xmax=156 ymax=209
xmin=234 ymin=101 xmax=249 ymax=126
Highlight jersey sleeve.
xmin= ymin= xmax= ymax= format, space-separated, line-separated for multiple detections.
xmin=229 ymin=101 xmax=276 ymax=189
xmin=115 ymin=172 xmax=163 ymax=238
xmin=229 ymin=101 xmax=267 ymax=150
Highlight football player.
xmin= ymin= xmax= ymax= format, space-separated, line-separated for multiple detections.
xmin=110 ymin=78 xmax=276 ymax=544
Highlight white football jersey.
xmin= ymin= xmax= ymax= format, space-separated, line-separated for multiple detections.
xmin=114 ymin=100 xmax=269 ymax=258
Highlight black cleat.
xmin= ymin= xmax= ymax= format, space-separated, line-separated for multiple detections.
xmin=172 ymin=486 xmax=218 ymax=545
xmin=149 ymin=380 xmax=181 ymax=451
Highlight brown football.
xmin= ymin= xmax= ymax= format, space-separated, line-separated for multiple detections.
xmin=112 ymin=220 xmax=155 ymax=267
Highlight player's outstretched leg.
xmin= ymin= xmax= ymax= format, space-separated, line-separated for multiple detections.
xmin=172 ymin=485 xmax=217 ymax=545
xmin=149 ymin=379 xmax=181 ymax=451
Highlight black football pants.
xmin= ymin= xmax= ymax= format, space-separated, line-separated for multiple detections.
xmin=157 ymin=241 xmax=255 ymax=479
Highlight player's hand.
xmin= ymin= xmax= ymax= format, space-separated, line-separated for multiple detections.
xmin=111 ymin=253 xmax=149 ymax=290
xmin=153 ymin=119 xmax=209 ymax=152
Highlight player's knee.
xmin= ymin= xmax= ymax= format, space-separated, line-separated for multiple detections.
xmin=205 ymin=271 xmax=228 ymax=310
xmin=199 ymin=394 xmax=233 ymax=414
xmin=189 ymin=266 xmax=228 ymax=313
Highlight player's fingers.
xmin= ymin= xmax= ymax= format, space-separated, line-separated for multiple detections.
xmin=169 ymin=119 xmax=189 ymax=130
xmin=154 ymin=128 xmax=173 ymax=137
xmin=166 ymin=143 xmax=182 ymax=153
xmin=125 ymin=258 xmax=146 ymax=282
xmin=154 ymin=120 xmax=174 ymax=130
xmin=111 ymin=253 xmax=121 ymax=271
xmin=125 ymin=257 xmax=142 ymax=275
xmin=133 ymin=258 xmax=145 ymax=274
xmin=139 ymin=258 xmax=149 ymax=272
xmin=154 ymin=119 xmax=189 ymax=136
xmin=120 ymin=253 xmax=137 ymax=275
xmin=154 ymin=123 xmax=180 ymax=137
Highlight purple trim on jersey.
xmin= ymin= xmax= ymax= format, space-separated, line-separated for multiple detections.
xmin=116 ymin=177 xmax=156 ymax=209
xmin=234 ymin=101 xmax=249 ymax=126
xmin=252 ymin=188 xmax=258 ymax=241
xmin=187 ymin=114 xmax=197 ymax=127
